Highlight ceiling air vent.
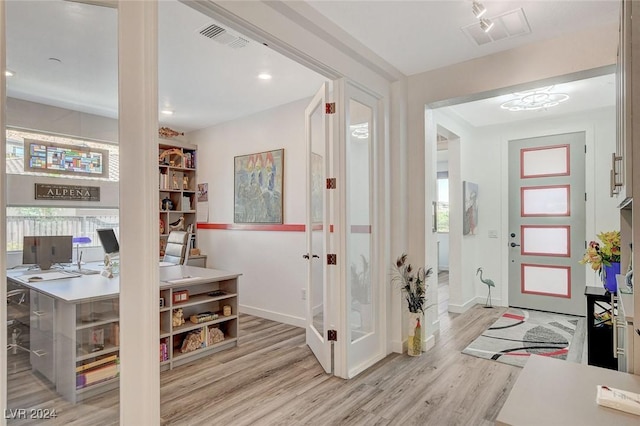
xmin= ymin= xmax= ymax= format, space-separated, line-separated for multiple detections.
xmin=461 ymin=8 xmax=531 ymax=46
xmin=198 ymin=23 xmax=249 ymax=48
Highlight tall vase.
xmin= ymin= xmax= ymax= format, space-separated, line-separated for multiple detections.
xmin=406 ymin=311 xmax=423 ymax=356
xmin=602 ymin=262 xmax=621 ymax=293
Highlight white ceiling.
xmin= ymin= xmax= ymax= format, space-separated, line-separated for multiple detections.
xmin=307 ymin=0 xmax=620 ymax=76
xmin=4 ymin=1 xmax=620 ymax=134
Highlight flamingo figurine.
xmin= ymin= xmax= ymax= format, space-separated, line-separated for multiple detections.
xmin=476 ymin=267 xmax=495 ymax=308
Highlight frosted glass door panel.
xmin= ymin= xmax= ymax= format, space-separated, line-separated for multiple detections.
xmin=522 ymin=264 xmax=571 ymax=298
xmin=310 ymin=102 xmax=325 ymax=339
xmin=521 ymin=145 xmax=569 ymax=178
xmin=521 ymin=186 xmax=569 ymax=216
xmin=348 ymin=99 xmax=373 ymax=343
xmin=522 ymin=226 xmax=570 ymax=257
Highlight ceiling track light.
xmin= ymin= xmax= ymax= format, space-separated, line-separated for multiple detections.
xmin=472 ymin=1 xmax=487 ymax=19
xmin=480 ymin=17 xmax=494 ymax=33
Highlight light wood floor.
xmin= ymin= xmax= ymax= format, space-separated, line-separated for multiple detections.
xmin=7 ymin=303 xmax=522 ymax=425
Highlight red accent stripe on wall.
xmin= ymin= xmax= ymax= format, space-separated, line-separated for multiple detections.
xmin=197 ymin=223 xmax=305 ymax=232
xmin=198 ymin=223 xmax=360 ymax=233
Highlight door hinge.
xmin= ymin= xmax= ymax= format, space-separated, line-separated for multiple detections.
xmin=585 ymin=192 xmax=587 ymax=202
xmin=585 ymin=145 xmax=587 ymax=153
xmin=326 ymin=177 xmax=336 ymax=189
xmin=328 ymin=329 xmax=337 ymax=341
xmin=327 ymin=254 xmax=337 ymax=265
xmin=325 ymin=102 xmax=336 ymax=114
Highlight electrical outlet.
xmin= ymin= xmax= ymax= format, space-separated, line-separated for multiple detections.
xmin=301 ymin=289 xmax=306 ymax=300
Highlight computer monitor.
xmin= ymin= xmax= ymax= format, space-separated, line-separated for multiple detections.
xmin=22 ymin=235 xmax=73 ymax=270
xmin=22 ymin=236 xmax=38 ymax=266
xmin=97 ymin=228 xmax=120 ymax=255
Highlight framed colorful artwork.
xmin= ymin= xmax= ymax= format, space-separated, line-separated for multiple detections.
xmin=234 ymin=149 xmax=284 ymax=224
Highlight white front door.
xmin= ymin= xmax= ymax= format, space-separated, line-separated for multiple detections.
xmin=508 ymin=132 xmax=586 ymax=316
xmin=305 ymin=83 xmax=332 ymax=373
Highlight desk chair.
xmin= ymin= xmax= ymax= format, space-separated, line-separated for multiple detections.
xmin=7 ymin=288 xmax=30 ymax=355
xmin=163 ymin=231 xmax=189 ymax=265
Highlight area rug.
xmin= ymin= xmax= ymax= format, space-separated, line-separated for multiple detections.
xmin=461 ymin=308 xmax=585 ymax=368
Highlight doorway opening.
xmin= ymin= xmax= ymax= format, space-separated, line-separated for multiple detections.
xmin=428 ymin=71 xmax=617 ymax=323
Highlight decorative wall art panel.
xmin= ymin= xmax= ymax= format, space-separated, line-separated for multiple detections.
xmin=234 ymin=149 xmax=284 ymax=224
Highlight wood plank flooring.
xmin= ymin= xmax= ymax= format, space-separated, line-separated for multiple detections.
xmin=6 ymin=303 xmax=524 ymax=425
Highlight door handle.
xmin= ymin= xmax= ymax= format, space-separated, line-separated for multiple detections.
xmin=303 ymin=254 xmax=309 ymax=259
xmin=302 ymin=253 xmax=320 ymax=259
xmin=312 ymin=254 xmax=319 ymax=259
xmin=510 ymin=242 xmax=520 ymax=247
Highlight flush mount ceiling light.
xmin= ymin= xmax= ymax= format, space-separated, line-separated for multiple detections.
xmin=479 ymin=17 xmax=494 ymax=33
xmin=257 ymin=73 xmax=272 ymax=80
xmin=472 ymin=1 xmax=487 ymax=18
xmin=500 ymin=86 xmax=570 ymax=111
xmin=5 ymin=69 xmax=15 ymax=77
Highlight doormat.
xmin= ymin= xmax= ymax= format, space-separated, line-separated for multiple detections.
xmin=462 ymin=308 xmax=585 ymax=368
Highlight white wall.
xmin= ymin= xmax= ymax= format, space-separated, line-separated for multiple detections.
xmin=433 ymin=106 xmax=618 ymax=310
xmin=189 ymin=97 xmax=310 ymax=327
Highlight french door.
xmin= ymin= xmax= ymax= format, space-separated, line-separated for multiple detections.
xmin=304 ymin=80 xmax=384 ymax=378
xmin=304 ymin=82 xmax=332 ymax=373
xmin=508 ymin=132 xmax=586 ymax=316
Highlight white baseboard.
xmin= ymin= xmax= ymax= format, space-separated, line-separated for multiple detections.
xmin=239 ymin=304 xmax=305 ymax=328
xmin=423 ymin=334 xmax=435 ymax=352
xmin=447 ymin=297 xmax=478 ymax=314
xmin=449 ymin=296 xmax=504 ymax=313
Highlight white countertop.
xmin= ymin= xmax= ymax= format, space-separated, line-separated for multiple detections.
xmin=496 ymin=355 xmax=640 ymax=425
xmin=7 ymin=264 xmax=241 ymax=303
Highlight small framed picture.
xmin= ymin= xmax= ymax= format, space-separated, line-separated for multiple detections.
xmin=172 ymin=290 xmax=189 ymax=304
xmin=91 ymin=328 xmax=105 ymax=346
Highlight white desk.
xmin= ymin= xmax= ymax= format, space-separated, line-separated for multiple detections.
xmin=496 ymin=355 xmax=640 ymax=425
xmin=7 ymin=264 xmax=240 ymax=403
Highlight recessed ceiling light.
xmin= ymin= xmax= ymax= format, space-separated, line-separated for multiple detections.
xmin=5 ymin=69 xmax=15 ymax=77
xmin=258 ymin=73 xmax=272 ymax=80
xmin=161 ymin=109 xmax=174 ymax=115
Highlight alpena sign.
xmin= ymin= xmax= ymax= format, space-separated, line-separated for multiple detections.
xmin=35 ymin=183 xmax=100 ymax=201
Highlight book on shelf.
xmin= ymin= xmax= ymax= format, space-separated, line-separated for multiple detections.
xmin=159 ymin=173 xmax=168 ymax=190
xmin=160 ymin=342 xmax=169 ymax=362
xmin=76 ymin=354 xmax=118 ymax=373
xmin=76 ymin=359 xmax=119 ymax=389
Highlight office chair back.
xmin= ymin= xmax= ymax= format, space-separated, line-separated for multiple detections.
xmin=163 ymin=231 xmax=189 ymax=265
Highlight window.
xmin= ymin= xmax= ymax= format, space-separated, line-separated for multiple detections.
xmin=437 ymin=173 xmax=449 ymax=232
xmin=6 ymin=129 xmax=119 ymax=181
xmin=6 ymin=207 xmax=119 ymax=252
xmin=5 ymin=129 xmax=120 ymax=252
